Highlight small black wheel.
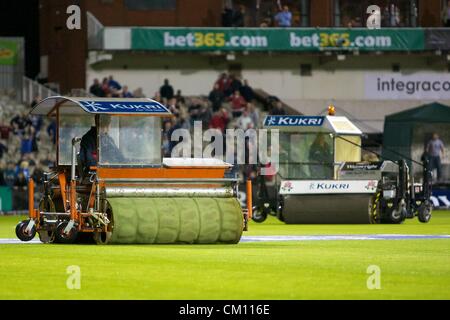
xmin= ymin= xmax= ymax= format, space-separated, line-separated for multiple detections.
xmin=15 ymin=220 xmax=36 ymax=242
xmin=276 ymin=210 xmax=285 ymax=222
xmin=55 ymin=222 xmax=78 ymax=244
xmin=418 ymin=202 xmax=432 ymax=223
xmin=389 ymin=207 xmax=406 ymax=224
xmin=252 ymin=207 xmax=267 ymax=223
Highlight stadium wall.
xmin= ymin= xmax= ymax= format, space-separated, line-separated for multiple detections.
xmin=87 ymin=53 xmax=450 ymax=101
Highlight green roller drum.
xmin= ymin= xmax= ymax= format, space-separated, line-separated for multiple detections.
xmin=108 ymin=197 xmax=243 ymax=244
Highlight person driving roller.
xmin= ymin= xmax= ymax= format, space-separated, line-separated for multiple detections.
xmin=309 ymin=133 xmax=333 ymax=179
xmin=80 ymin=115 xmax=125 ymax=173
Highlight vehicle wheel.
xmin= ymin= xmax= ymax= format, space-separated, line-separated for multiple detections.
xmin=54 ymin=222 xmax=78 ymax=244
xmin=38 ymin=231 xmax=55 ymax=243
xmin=15 ymin=220 xmax=36 ymax=242
xmin=389 ymin=207 xmax=406 ymax=224
xmin=276 ymin=210 xmax=285 ymax=222
xmin=418 ymin=202 xmax=432 ymax=223
xmin=93 ymin=231 xmax=112 ymax=245
xmin=252 ymin=207 xmax=267 ymax=223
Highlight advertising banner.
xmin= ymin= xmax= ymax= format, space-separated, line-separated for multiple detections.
xmin=425 ymin=28 xmax=450 ymax=50
xmin=0 ymin=39 xmax=17 ymax=65
xmin=279 ymin=180 xmax=378 ymax=195
xmin=365 ymin=73 xmax=450 ymax=100
xmin=131 ymin=28 xmax=425 ymax=52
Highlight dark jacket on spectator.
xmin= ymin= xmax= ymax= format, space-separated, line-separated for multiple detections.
xmin=208 ymin=89 xmax=225 ymax=112
xmin=240 ymin=84 xmax=254 ymax=102
xmin=108 ymin=79 xmax=122 ymax=91
xmin=90 ymin=83 xmax=105 ymax=97
xmin=232 ymin=9 xmax=245 ymax=27
xmin=10 ymin=115 xmax=31 ymax=131
xmin=222 ymin=8 xmax=234 ymax=27
xmin=160 ymin=84 xmax=174 ymax=100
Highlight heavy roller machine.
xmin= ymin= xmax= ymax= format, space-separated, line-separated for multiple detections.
xmin=16 ymin=96 xmax=250 ymax=244
xmin=252 ymin=109 xmax=432 ymax=224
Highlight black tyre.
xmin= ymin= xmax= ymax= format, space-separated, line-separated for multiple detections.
xmin=418 ymin=202 xmax=432 ymax=223
xmin=15 ymin=220 xmax=36 ymax=242
xmin=389 ymin=207 xmax=406 ymax=224
xmin=252 ymin=207 xmax=267 ymax=223
xmin=54 ymin=222 xmax=78 ymax=244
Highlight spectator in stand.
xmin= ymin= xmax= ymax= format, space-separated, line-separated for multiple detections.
xmin=160 ymin=79 xmax=174 ymax=101
xmin=10 ymin=111 xmax=31 ymax=136
xmin=153 ymin=92 xmax=162 ymax=103
xmin=0 ymin=120 xmax=12 ymax=140
xmin=228 ymin=75 xmax=243 ymax=96
xmin=47 ymin=120 xmax=57 ymax=145
xmin=237 ymin=109 xmax=254 ymax=130
xmin=20 ymin=132 xmax=33 ymax=155
xmin=232 ymin=5 xmax=246 ymax=27
xmin=198 ymin=103 xmax=212 ymax=129
xmin=209 ymin=108 xmax=229 ymax=134
xmin=3 ymin=161 xmax=16 ymax=187
xmin=14 ymin=171 xmax=27 ymax=188
xmin=274 ymin=4 xmax=292 ymax=27
xmin=121 ymin=85 xmax=134 ymax=98
xmin=270 ymin=101 xmax=286 ymax=115
xmin=215 ymin=73 xmax=231 ymax=94
xmin=247 ymin=102 xmax=260 ymax=128
xmin=230 ymin=90 xmax=247 ymax=118
xmin=209 ymin=84 xmax=225 ymax=112
xmin=29 ymin=114 xmax=42 ymax=139
xmin=389 ymin=4 xmax=400 ymax=27
xmin=133 ymin=87 xmax=145 ymax=98
xmin=167 ymin=98 xmax=179 ymax=116
xmin=108 ymin=75 xmax=122 ymax=91
xmin=101 ymin=77 xmax=110 ymax=96
xmin=239 ymin=79 xmax=254 ymax=102
xmin=0 ymin=140 xmax=7 ymax=160
xmin=15 ymin=161 xmax=30 ymax=181
xmin=175 ymin=90 xmax=185 ymax=104
xmin=89 ymin=78 xmax=105 ymax=97
xmin=222 ymin=4 xmax=234 ymax=27
xmin=31 ymin=163 xmax=44 ymax=186
xmin=30 ymin=95 xmax=41 ymax=109
xmin=442 ymin=0 xmax=450 ymax=27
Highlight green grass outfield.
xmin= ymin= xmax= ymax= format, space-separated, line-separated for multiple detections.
xmin=0 ymin=212 xmax=449 ymax=300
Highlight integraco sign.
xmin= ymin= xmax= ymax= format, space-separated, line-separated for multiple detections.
xmin=129 ymin=28 xmax=425 ymax=52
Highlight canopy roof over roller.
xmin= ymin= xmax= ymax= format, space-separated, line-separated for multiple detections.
xmin=30 ymin=96 xmax=172 ymax=116
xmin=263 ymin=115 xmax=362 ymax=135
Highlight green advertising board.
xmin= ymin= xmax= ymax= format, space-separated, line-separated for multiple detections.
xmin=0 ymin=186 xmax=12 ymax=212
xmin=0 ymin=39 xmax=17 ymax=65
xmin=131 ymin=28 xmax=425 ymax=52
